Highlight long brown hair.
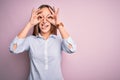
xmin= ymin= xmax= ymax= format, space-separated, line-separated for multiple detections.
xmin=32 ymin=4 xmax=57 ymax=36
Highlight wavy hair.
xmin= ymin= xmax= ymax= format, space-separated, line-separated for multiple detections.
xmin=32 ymin=4 xmax=57 ymax=36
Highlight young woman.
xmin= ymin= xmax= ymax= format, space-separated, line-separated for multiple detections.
xmin=10 ymin=4 xmax=76 ymax=80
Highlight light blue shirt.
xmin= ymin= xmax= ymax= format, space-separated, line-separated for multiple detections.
xmin=9 ymin=34 xmax=76 ymax=80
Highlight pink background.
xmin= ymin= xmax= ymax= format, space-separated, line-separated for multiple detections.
xmin=0 ymin=0 xmax=120 ymax=80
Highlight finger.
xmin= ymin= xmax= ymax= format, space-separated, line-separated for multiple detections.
xmin=56 ymin=8 xmax=59 ymax=15
xmin=52 ymin=7 xmax=59 ymax=19
xmin=46 ymin=19 xmax=55 ymax=26
xmin=32 ymin=9 xmax=42 ymax=15
xmin=53 ymin=6 xmax=55 ymax=10
xmin=32 ymin=10 xmax=42 ymax=18
xmin=46 ymin=19 xmax=52 ymax=24
xmin=53 ymin=6 xmax=59 ymax=15
xmin=32 ymin=8 xmax=36 ymax=12
xmin=32 ymin=8 xmax=38 ymax=16
xmin=36 ymin=9 xmax=42 ymax=15
xmin=37 ymin=14 xmax=43 ymax=21
xmin=48 ymin=7 xmax=54 ymax=14
xmin=32 ymin=8 xmax=36 ymax=15
xmin=32 ymin=8 xmax=42 ymax=14
xmin=32 ymin=8 xmax=39 ymax=13
xmin=37 ymin=13 xmax=42 ymax=17
xmin=55 ymin=8 xmax=59 ymax=22
xmin=46 ymin=14 xmax=54 ymax=19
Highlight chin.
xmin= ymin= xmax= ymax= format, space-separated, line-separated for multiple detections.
xmin=41 ymin=30 xmax=50 ymax=34
xmin=40 ymin=27 xmax=51 ymax=34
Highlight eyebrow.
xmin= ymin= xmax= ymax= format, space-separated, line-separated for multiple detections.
xmin=47 ymin=14 xmax=52 ymax=16
xmin=37 ymin=11 xmax=43 ymax=15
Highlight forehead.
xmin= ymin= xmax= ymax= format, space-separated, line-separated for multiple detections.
xmin=40 ymin=7 xmax=51 ymax=15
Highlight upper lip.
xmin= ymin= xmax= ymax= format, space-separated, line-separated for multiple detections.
xmin=41 ymin=23 xmax=49 ymax=28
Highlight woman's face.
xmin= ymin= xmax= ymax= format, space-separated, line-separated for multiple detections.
xmin=38 ymin=7 xmax=53 ymax=34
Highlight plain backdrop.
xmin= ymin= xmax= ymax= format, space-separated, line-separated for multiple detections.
xmin=0 ymin=0 xmax=120 ymax=80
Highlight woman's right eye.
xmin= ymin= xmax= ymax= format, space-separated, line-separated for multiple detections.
xmin=38 ymin=16 xmax=42 ymax=19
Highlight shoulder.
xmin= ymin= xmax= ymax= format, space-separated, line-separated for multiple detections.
xmin=26 ymin=35 xmax=37 ymax=40
xmin=54 ymin=35 xmax=63 ymax=42
xmin=51 ymin=35 xmax=61 ymax=39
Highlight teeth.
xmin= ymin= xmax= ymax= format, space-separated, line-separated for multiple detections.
xmin=44 ymin=24 xmax=48 ymax=27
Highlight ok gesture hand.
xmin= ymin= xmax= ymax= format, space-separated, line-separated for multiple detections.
xmin=47 ymin=7 xmax=61 ymax=28
xmin=29 ymin=8 xmax=42 ymax=26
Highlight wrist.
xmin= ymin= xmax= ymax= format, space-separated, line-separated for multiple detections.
xmin=57 ymin=22 xmax=64 ymax=29
xmin=27 ymin=22 xmax=34 ymax=29
xmin=29 ymin=21 xmax=35 ymax=26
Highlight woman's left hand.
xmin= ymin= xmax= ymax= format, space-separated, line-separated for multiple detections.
xmin=47 ymin=7 xmax=61 ymax=27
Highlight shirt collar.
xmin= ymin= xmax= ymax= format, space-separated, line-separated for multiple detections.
xmin=36 ymin=33 xmax=57 ymax=39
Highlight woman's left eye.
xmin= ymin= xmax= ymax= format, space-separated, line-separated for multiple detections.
xmin=48 ymin=16 xmax=53 ymax=19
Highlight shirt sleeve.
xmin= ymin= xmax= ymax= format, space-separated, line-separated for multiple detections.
xmin=62 ymin=36 xmax=76 ymax=53
xmin=9 ymin=36 xmax=30 ymax=54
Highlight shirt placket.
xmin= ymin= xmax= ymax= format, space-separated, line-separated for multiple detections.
xmin=44 ymin=40 xmax=48 ymax=70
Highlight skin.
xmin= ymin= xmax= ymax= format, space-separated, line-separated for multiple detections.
xmin=38 ymin=7 xmax=52 ymax=38
xmin=13 ymin=6 xmax=72 ymax=50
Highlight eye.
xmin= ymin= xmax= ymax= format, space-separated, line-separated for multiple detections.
xmin=47 ymin=16 xmax=54 ymax=19
xmin=38 ymin=16 xmax=43 ymax=20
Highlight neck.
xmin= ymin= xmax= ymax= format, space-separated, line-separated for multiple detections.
xmin=40 ymin=32 xmax=51 ymax=40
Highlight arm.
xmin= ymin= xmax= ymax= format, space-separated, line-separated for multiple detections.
xmin=47 ymin=7 xmax=76 ymax=53
xmin=12 ymin=22 xmax=32 ymax=50
xmin=12 ymin=8 xmax=42 ymax=51
xmin=58 ymin=23 xmax=76 ymax=53
xmin=48 ymin=7 xmax=75 ymax=50
xmin=17 ymin=22 xmax=33 ymax=39
xmin=57 ymin=23 xmax=69 ymax=39
xmin=57 ymin=23 xmax=73 ymax=49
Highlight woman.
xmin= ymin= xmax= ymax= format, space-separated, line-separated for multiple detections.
xmin=10 ymin=4 xmax=76 ymax=80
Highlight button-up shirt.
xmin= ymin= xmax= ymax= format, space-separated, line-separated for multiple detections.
xmin=9 ymin=34 xmax=76 ymax=80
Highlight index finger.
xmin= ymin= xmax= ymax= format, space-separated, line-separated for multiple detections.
xmin=55 ymin=8 xmax=59 ymax=15
xmin=48 ymin=7 xmax=55 ymax=15
xmin=36 ymin=9 xmax=42 ymax=15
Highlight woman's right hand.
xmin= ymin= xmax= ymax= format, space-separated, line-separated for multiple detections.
xmin=29 ymin=8 xmax=42 ymax=27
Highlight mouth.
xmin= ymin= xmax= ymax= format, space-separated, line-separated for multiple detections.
xmin=41 ymin=23 xmax=49 ymax=29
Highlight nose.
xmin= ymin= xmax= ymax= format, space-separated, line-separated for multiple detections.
xmin=43 ymin=18 xmax=47 ymax=23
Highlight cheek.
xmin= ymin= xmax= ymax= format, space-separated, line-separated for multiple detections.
xmin=47 ymin=18 xmax=52 ymax=22
xmin=39 ymin=22 xmax=42 ymax=26
xmin=38 ymin=23 xmax=41 ymax=29
xmin=48 ymin=25 xmax=51 ymax=30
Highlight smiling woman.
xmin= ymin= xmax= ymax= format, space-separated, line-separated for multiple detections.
xmin=33 ymin=5 xmax=57 ymax=36
xmin=9 ymin=4 xmax=76 ymax=80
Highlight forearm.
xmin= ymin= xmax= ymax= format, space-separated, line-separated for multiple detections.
xmin=58 ymin=24 xmax=70 ymax=39
xmin=12 ymin=22 xmax=33 ymax=50
xmin=18 ymin=22 xmax=33 ymax=38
